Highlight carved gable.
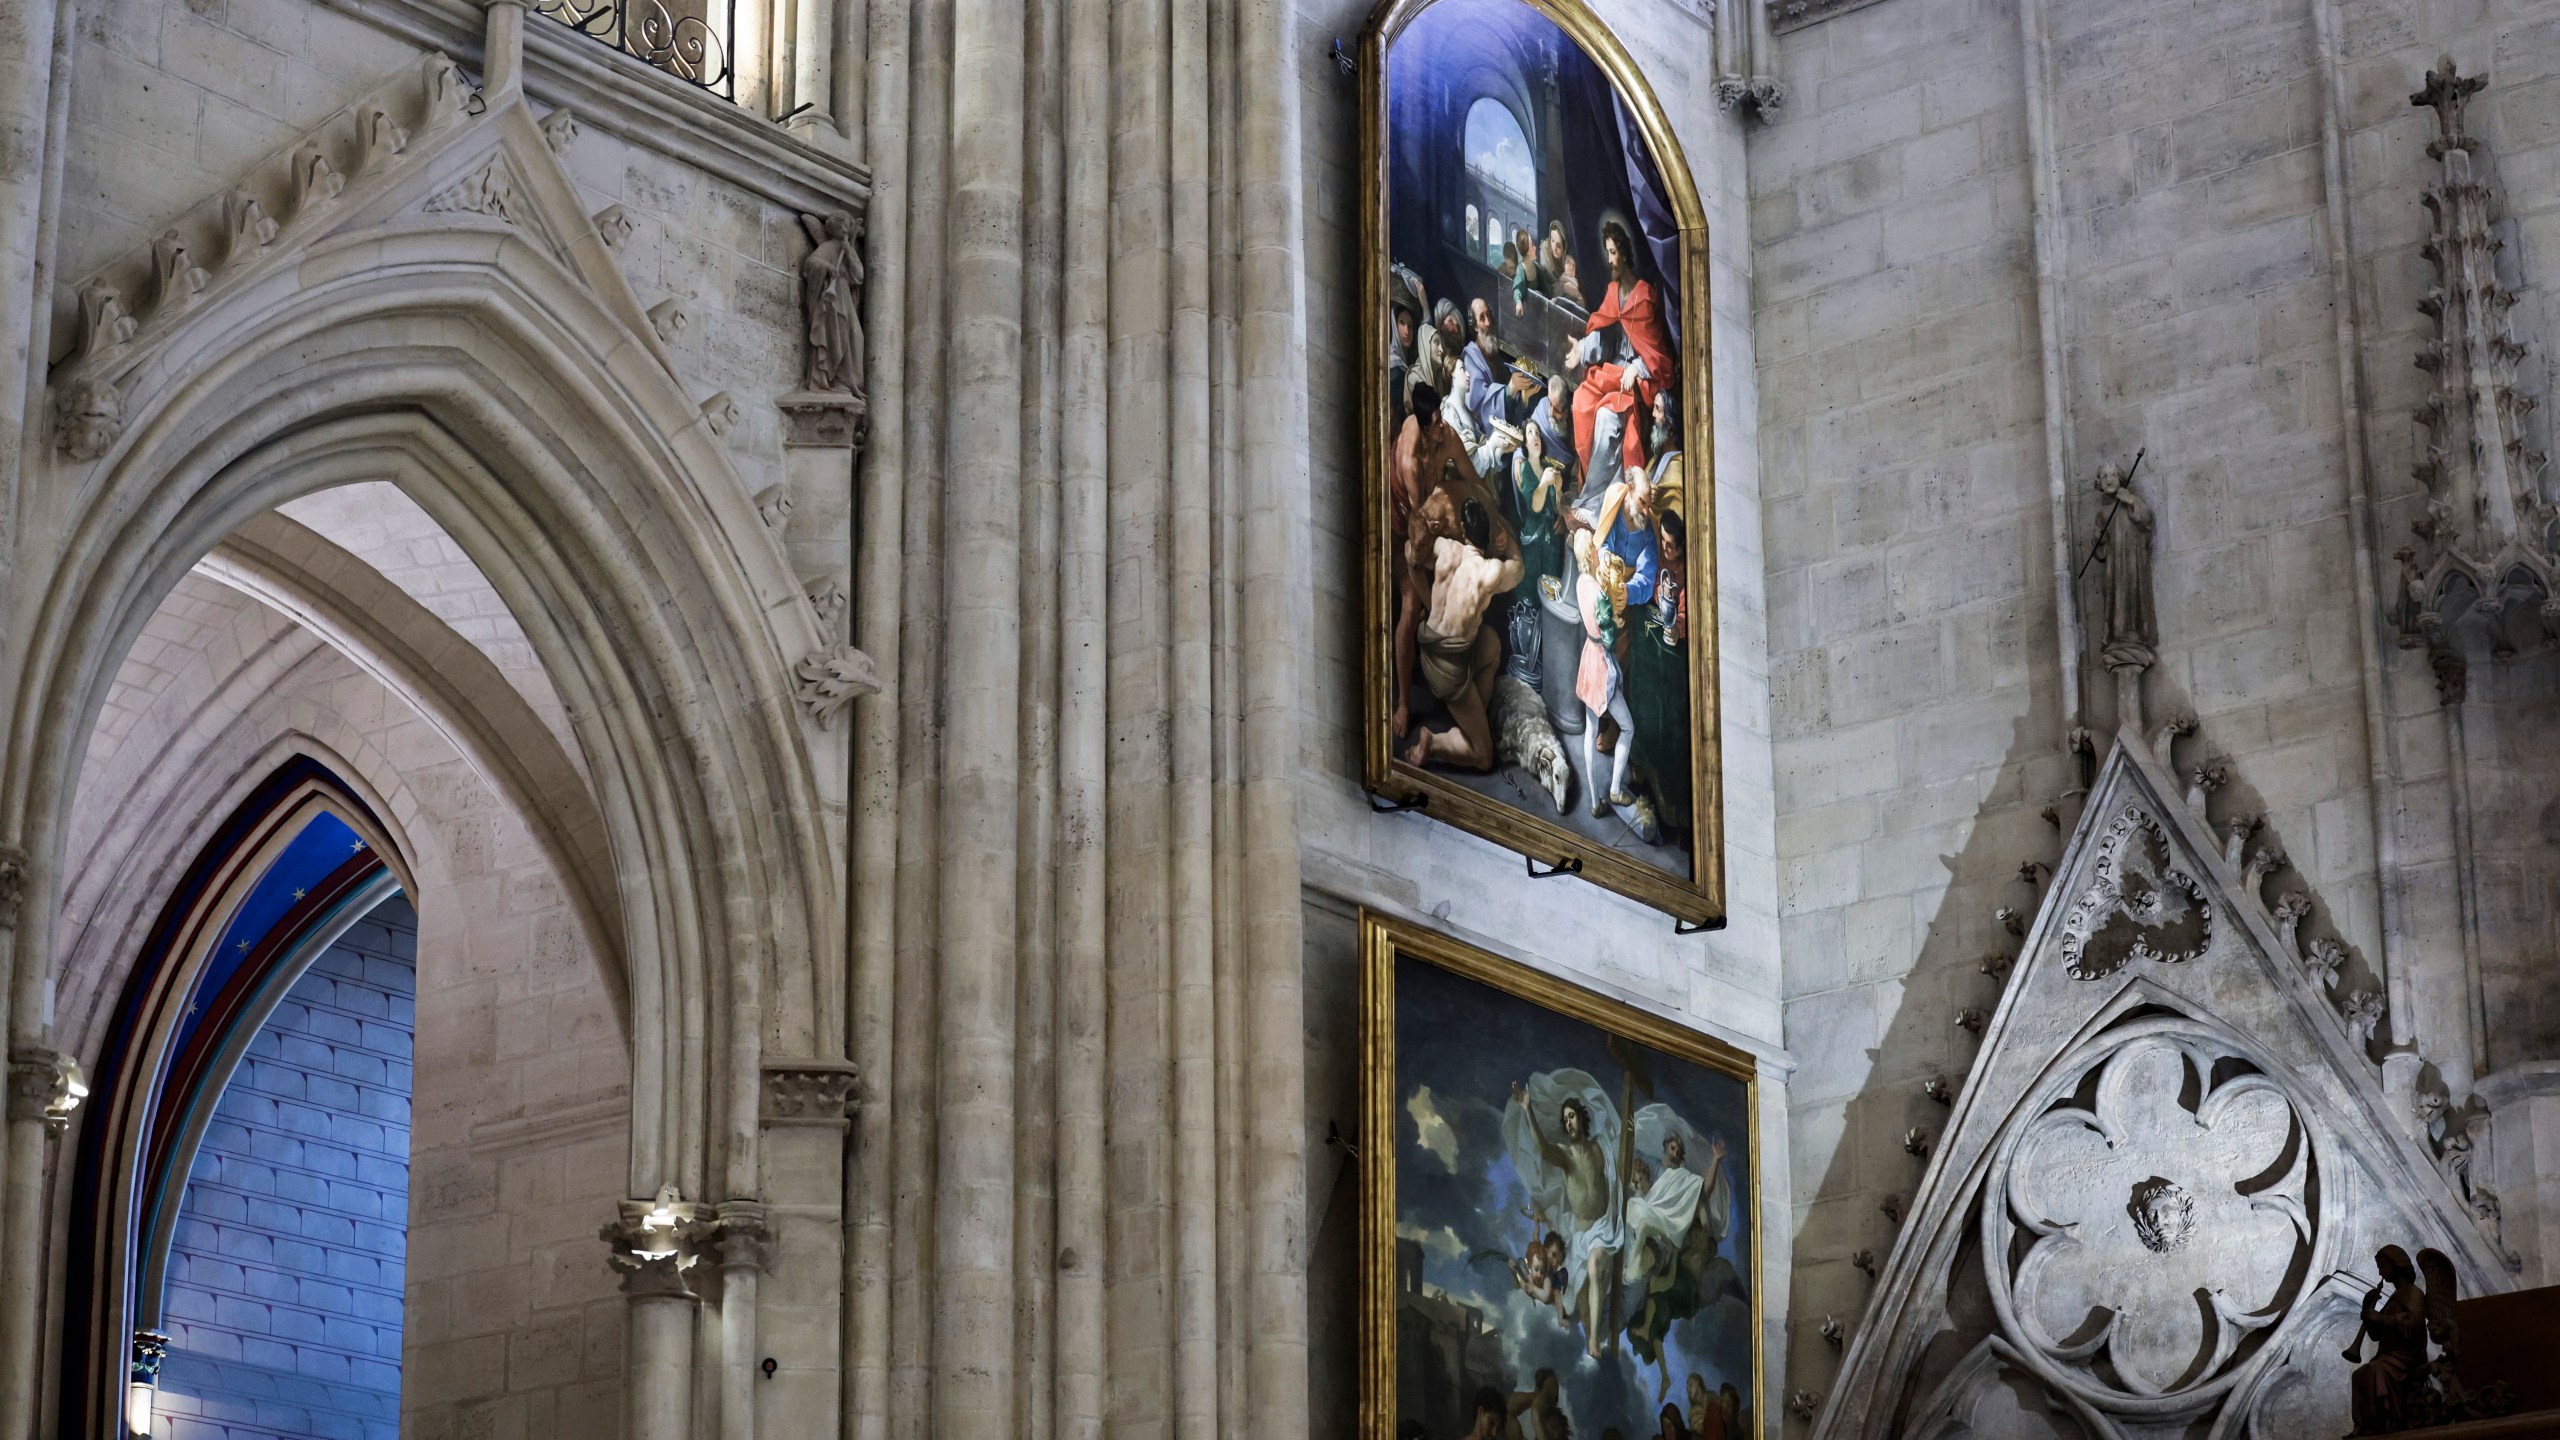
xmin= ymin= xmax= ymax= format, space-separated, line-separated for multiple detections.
xmin=1813 ymin=737 xmax=2513 ymax=1440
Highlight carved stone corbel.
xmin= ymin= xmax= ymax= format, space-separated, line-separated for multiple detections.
xmin=292 ymin=145 xmax=346 ymax=219
xmin=793 ymin=649 xmax=878 ymax=731
xmin=777 ymin=389 xmax=870 ymax=451
xmin=6 ymin=1047 xmax=88 ymax=1138
xmin=421 ymin=51 xmax=473 ymax=133
xmin=754 ymin=482 xmax=793 ymax=531
xmin=72 ymin=280 xmax=137 ymax=366
xmin=760 ymin=1059 xmax=859 ymax=1126
xmin=54 ymin=379 xmax=122 ymax=463
xmin=647 ymin=300 xmax=689 ymax=344
xmin=699 ymin=391 xmax=742 ymax=438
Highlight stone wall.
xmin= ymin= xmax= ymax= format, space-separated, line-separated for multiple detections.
xmin=1751 ymin=0 xmax=2560 ymax=1406
xmin=1290 ymin=0 xmax=1788 ymax=1426
xmin=155 ymin=901 xmax=417 ymax=1440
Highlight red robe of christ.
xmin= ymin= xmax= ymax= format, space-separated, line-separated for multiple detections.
xmin=1570 ymin=277 xmax=1677 ymax=479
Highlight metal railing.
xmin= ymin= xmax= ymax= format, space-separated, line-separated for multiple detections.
xmin=529 ymin=0 xmax=736 ymax=99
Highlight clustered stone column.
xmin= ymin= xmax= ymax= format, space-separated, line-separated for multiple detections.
xmin=838 ymin=0 xmax=1312 ymax=1436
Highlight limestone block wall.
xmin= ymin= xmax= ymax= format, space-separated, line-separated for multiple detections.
xmin=50 ymin=570 xmax=631 ymax=1440
xmin=1752 ymin=0 xmax=2560 ymax=1401
xmin=156 ymin=903 xmax=418 ymax=1440
xmin=1290 ymin=0 xmax=1787 ymax=1426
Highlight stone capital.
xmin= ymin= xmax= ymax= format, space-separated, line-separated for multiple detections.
xmin=712 ymin=1198 xmax=778 ymax=1272
xmin=8 ymin=1047 xmax=87 ymax=1137
xmin=599 ymin=1185 xmax=715 ymax=1298
xmin=761 ymin=1058 xmax=859 ymax=1127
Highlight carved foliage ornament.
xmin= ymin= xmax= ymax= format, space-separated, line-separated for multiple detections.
xmin=1984 ymin=1022 xmax=2319 ymax=1415
xmin=2060 ymin=804 xmax=2213 ymax=980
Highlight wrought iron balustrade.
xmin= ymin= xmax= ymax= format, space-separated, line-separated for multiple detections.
xmin=530 ymin=0 xmax=736 ymax=99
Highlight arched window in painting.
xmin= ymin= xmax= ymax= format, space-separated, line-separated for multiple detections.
xmin=1462 ymin=96 xmax=1536 ymax=268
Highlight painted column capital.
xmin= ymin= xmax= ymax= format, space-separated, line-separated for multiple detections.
xmin=599 ymin=1185 xmax=716 ymax=1299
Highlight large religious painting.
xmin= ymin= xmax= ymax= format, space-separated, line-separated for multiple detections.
xmin=1361 ymin=0 xmax=1723 ymax=925
xmin=1360 ymin=912 xmax=1761 ymax=1440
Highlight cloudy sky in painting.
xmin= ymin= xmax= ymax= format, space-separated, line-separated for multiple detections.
xmin=1394 ymin=955 xmax=1754 ymax=1437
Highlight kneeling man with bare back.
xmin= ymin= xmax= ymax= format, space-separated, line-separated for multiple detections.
xmin=1403 ymin=488 xmax=1522 ymax=772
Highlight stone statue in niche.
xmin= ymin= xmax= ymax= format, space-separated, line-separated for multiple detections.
xmin=2091 ymin=460 xmax=2157 ymax=670
xmin=2344 ymin=1244 xmax=2513 ymax=1433
xmin=799 ymin=210 xmax=866 ymax=397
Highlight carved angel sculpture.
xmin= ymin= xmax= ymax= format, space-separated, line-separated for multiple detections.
xmin=799 ymin=209 xmax=866 ymax=396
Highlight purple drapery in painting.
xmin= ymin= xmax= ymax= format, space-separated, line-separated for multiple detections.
xmin=1611 ymin=96 xmax=1682 ymax=350
xmin=1551 ymin=33 xmax=1682 ymax=350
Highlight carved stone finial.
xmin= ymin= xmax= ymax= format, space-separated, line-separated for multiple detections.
xmin=648 ymin=300 xmax=689 ymax=345
xmin=754 ymin=482 xmax=793 ymax=531
xmin=2272 ymin=892 xmax=2314 ymax=952
xmin=1819 ymin=1314 xmax=1845 ymax=1350
xmin=2151 ymin=712 xmax=2196 ymax=763
xmin=1901 ymin=1126 xmax=1931 ymax=1158
xmin=1955 ymin=1007 xmax=1986 ymax=1035
xmin=224 ymin=190 xmax=279 ymax=264
xmin=700 ymin=391 xmax=742 ymax=438
xmin=1787 ymin=1390 xmax=1824 ymax=1423
xmin=593 ymin=204 xmax=635 ymax=250
xmin=795 ymin=645 xmax=880 ymax=729
xmin=73 ymin=279 xmax=137 ymax=365
xmin=2304 ymin=936 xmax=2346 ymax=992
xmin=1976 ymin=951 xmax=2012 ymax=982
xmin=2184 ymin=762 xmax=2227 ymax=816
xmin=151 ymin=229 xmax=211 ymax=315
xmin=54 ymin=379 xmax=123 ymax=463
xmin=6 ymin=1048 xmax=88 ymax=1138
xmin=2243 ymin=844 xmax=2287 ymax=893
xmin=540 ymin=106 xmax=580 ymax=154
xmin=2340 ymin=988 xmax=2385 ymax=1047
xmin=1995 ymin=906 xmax=2024 ymax=938
xmin=1878 ymin=1192 xmax=1902 ymax=1224
xmin=357 ymin=107 xmax=409 ymax=176
xmin=1921 ymin=1075 xmax=1952 ymax=1106
xmin=292 ymin=145 xmax=346 ymax=219
xmin=797 ymin=209 xmax=866 ymax=397
xmin=2222 ymin=812 xmax=2262 ymax=866
xmin=421 ymin=51 xmax=473 ymax=132
xmin=761 ymin=1060 xmax=859 ymax=1125
xmin=1849 ymin=1249 xmax=1877 ymax=1279
xmin=2017 ymin=860 xmax=2049 ymax=889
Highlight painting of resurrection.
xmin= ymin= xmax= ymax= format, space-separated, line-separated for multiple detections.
xmin=1361 ymin=914 xmax=1760 ymax=1440
xmin=1361 ymin=0 xmax=1722 ymax=924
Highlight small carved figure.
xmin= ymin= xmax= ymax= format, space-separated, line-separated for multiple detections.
xmin=2345 ymin=1246 xmax=2431 ymax=1434
xmin=2091 ymin=461 xmax=2157 ymax=667
xmin=1955 ymin=1008 xmax=1986 ymax=1035
xmin=1901 ymin=1127 xmax=1930 ymax=1158
xmin=799 ymin=209 xmax=866 ymax=396
xmin=1849 ymin=1249 xmax=1876 ymax=1279
xmin=1818 ymin=1314 xmax=1844 ymax=1350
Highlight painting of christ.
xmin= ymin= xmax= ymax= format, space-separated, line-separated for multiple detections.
xmin=1360 ymin=913 xmax=1761 ymax=1440
xmin=1361 ymin=0 xmax=1722 ymax=925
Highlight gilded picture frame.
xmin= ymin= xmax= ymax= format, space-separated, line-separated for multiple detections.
xmin=1359 ymin=910 xmax=1764 ymax=1439
xmin=1359 ymin=0 xmax=1725 ymax=926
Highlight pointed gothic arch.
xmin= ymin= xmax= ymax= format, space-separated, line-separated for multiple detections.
xmin=2 ymin=66 xmax=843 ymax=1439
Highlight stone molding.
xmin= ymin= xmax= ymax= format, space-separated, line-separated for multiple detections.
xmin=760 ymin=1059 xmax=859 ymax=1126
xmin=776 ymin=389 xmax=869 ymax=450
xmin=312 ymin=0 xmax=869 ymax=215
xmin=1767 ymin=0 xmax=1892 ymax=35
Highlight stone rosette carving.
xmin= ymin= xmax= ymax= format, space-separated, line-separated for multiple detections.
xmin=2059 ymin=804 xmax=2212 ymax=980
xmin=1984 ymin=1021 xmax=2319 ymax=1416
xmin=762 ymin=1059 xmax=859 ymax=1125
xmin=6 ymin=1047 xmax=88 ymax=1137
